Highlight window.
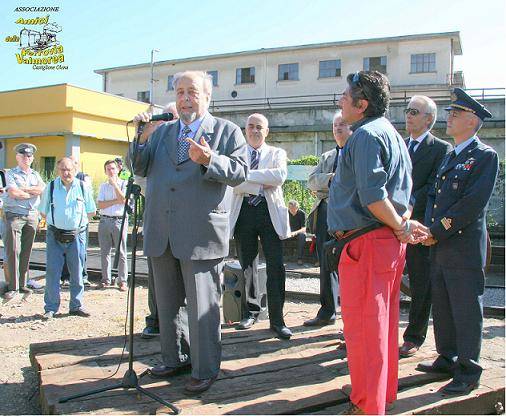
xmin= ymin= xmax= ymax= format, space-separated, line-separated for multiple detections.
xmin=278 ymin=63 xmax=299 ymax=81
xmin=363 ymin=56 xmax=387 ymax=73
xmin=236 ymin=67 xmax=255 ymax=84
xmin=42 ymin=156 xmax=56 ymax=178
xmin=319 ymin=59 xmax=341 ymax=78
xmin=137 ymin=91 xmax=150 ymax=103
xmin=167 ymin=75 xmax=174 ymax=91
xmin=411 ymin=53 xmax=436 ymax=73
xmin=207 ymin=70 xmax=218 ymax=86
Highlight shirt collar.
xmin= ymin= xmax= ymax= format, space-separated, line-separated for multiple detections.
xmin=409 ymin=130 xmax=430 ymax=143
xmin=454 ymin=135 xmax=477 ymax=155
xmin=179 ymin=114 xmax=205 ymax=135
xmin=248 ymin=142 xmax=266 ymax=155
xmin=13 ymin=165 xmax=33 ymax=175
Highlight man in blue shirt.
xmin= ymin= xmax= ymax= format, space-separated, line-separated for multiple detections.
xmin=39 ymin=157 xmax=96 ymax=319
xmin=417 ymin=88 xmax=499 ymax=395
xmin=327 ymin=71 xmax=426 ymax=415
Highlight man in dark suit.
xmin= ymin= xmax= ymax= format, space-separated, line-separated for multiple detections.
xmin=399 ymin=96 xmax=452 ymax=358
xmin=417 ymin=88 xmax=499 ymax=395
xmin=132 ymin=70 xmax=248 ymax=393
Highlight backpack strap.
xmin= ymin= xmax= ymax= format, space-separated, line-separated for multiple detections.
xmin=49 ymin=179 xmax=55 ymax=225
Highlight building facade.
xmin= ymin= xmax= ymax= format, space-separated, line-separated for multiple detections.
xmin=95 ymin=32 xmax=463 ymax=108
xmin=0 ymin=84 xmax=150 ymax=184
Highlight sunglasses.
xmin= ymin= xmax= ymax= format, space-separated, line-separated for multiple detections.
xmin=350 ymin=72 xmax=370 ymax=102
xmin=404 ymin=108 xmax=428 ymax=116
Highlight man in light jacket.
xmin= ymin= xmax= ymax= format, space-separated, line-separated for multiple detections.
xmin=229 ymin=113 xmax=292 ymax=339
xmin=305 ymin=110 xmax=352 ymax=326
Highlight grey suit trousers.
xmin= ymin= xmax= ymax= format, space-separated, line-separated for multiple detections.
xmin=3 ymin=211 xmax=38 ymax=291
xmin=151 ymin=244 xmax=223 ymax=380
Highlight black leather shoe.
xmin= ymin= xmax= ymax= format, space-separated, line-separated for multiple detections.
xmin=270 ymin=324 xmax=292 ymax=339
xmin=141 ymin=326 xmax=160 ymax=339
xmin=236 ymin=317 xmax=256 ymax=330
xmin=69 ymin=308 xmax=91 ymax=317
xmin=416 ymin=360 xmax=453 ymax=374
xmin=149 ymin=363 xmax=191 ymax=379
xmin=303 ymin=317 xmax=336 ymax=327
xmin=442 ymin=379 xmax=479 ymax=395
xmin=185 ymin=375 xmax=217 ymax=394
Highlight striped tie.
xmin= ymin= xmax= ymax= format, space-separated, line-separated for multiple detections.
xmin=177 ymin=125 xmax=192 ymax=163
xmin=248 ymin=149 xmax=263 ymax=206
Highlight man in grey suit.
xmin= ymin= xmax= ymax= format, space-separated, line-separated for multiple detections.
xmin=132 ymin=70 xmax=248 ymax=393
xmin=305 ymin=110 xmax=352 ymax=326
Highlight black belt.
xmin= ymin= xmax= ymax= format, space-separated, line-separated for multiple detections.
xmin=101 ymin=215 xmax=123 ymax=219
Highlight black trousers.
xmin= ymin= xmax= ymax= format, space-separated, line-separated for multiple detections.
xmin=431 ymin=261 xmax=484 ymax=383
xmin=314 ymin=200 xmax=339 ymax=320
xmin=234 ymin=199 xmax=286 ymax=326
xmin=403 ymin=243 xmax=431 ymax=346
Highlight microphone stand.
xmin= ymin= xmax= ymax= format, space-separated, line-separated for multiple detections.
xmin=58 ymin=129 xmax=180 ymax=414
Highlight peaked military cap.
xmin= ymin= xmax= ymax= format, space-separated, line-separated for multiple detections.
xmin=14 ymin=143 xmax=37 ymax=156
xmin=445 ymin=88 xmax=492 ymax=120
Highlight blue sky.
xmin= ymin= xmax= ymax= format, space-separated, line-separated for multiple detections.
xmin=1 ymin=0 xmax=504 ymax=92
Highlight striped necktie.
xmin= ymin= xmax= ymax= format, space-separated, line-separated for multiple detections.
xmin=248 ymin=149 xmax=263 ymax=206
xmin=177 ymin=125 xmax=192 ymax=163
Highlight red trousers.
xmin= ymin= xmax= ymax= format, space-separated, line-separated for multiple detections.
xmin=338 ymin=227 xmax=406 ymax=415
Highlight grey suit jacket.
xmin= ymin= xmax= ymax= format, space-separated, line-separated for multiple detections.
xmin=307 ymin=148 xmax=337 ymax=214
xmin=131 ymin=112 xmax=248 ymax=260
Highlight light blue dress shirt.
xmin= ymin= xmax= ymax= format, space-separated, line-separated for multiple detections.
xmin=39 ymin=177 xmax=96 ymax=230
xmin=327 ymin=116 xmax=413 ymax=232
xmin=454 ymin=135 xmax=477 ymax=156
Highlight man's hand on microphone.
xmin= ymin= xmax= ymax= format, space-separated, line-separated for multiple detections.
xmin=186 ymin=137 xmax=212 ymax=165
xmin=133 ymin=112 xmax=159 ymax=144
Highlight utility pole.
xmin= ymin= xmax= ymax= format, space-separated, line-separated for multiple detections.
xmin=150 ymin=48 xmax=159 ymax=105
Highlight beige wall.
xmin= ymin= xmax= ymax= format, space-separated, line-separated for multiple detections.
xmin=104 ymin=36 xmax=456 ymax=106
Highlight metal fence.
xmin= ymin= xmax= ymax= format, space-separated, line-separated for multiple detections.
xmin=210 ymin=87 xmax=505 ymax=112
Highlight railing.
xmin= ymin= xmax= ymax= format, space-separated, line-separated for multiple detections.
xmin=209 ymin=87 xmax=505 ymax=112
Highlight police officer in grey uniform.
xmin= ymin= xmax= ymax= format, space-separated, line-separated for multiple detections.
xmin=3 ymin=144 xmax=45 ymax=301
xmin=417 ymin=88 xmax=499 ymax=395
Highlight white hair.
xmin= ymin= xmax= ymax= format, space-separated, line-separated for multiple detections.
xmin=332 ymin=109 xmax=343 ymax=123
xmin=410 ymin=95 xmax=438 ymax=130
xmin=172 ymin=71 xmax=213 ymax=96
xmin=288 ymin=200 xmax=299 ymax=208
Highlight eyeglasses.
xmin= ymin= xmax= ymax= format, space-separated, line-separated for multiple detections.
xmin=404 ymin=108 xmax=423 ymax=116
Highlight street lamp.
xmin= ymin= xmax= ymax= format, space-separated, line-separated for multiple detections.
xmin=150 ymin=48 xmax=159 ymax=105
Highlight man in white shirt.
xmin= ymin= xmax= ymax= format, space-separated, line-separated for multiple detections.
xmin=97 ymin=160 xmax=128 ymax=291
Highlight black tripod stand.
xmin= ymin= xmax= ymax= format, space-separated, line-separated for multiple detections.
xmin=58 ymin=175 xmax=180 ymax=414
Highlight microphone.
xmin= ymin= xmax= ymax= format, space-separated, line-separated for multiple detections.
xmin=130 ymin=112 xmax=174 ymax=123
xmin=133 ymin=113 xmax=174 ymax=138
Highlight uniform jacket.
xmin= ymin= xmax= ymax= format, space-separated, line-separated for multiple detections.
xmin=425 ymin=138 xmax=499 ymax=269
xmin=131 ymin=112 xmax=248 ymax=260
xmin=229 ymin=143 xmax=290 ymax=239
xmin=307 ymin=148 xmax=337 ymax=215
xmin=406 ymin=133 xmax=452 ymax=221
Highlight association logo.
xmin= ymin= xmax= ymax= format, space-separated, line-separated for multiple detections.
xmin=4 ymin=7 xmax=68 ymax=71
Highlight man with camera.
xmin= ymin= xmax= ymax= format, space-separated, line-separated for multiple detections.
xmin=39 ymin=157 xmax=96 ymax=320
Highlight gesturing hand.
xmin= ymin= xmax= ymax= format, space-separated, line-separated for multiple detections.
xmin=186 ymin=137 xmax=212 ymax=165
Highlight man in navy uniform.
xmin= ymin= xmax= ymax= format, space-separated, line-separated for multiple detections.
xmin=399 ymin=96 xmax=452 ymax=358
xmin=417 ymin=88 xmax=499 ymax=395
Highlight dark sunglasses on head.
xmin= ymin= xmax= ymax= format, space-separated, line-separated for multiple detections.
xmin=403 ymin=108 xmax=426 ymax=116
xmin=350 ymin=71 xmax=370 ymax=101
